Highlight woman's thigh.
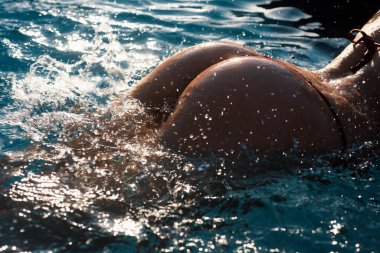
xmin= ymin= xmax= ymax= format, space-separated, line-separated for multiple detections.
xmin=159 ymin=57 xmax=342 ymax=155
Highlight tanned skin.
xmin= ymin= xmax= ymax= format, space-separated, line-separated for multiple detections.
xmin=130 ymin=10 xmax=380 ymax=156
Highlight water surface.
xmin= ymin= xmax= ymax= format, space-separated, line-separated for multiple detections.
xmin=0 ymin=0 xmax=379 ymax=252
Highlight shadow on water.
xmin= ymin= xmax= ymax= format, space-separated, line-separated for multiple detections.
xmin=0 ymin=0 xmax=380 ymax=252
xmin=261 ymin=0 xmax=379 ymax=37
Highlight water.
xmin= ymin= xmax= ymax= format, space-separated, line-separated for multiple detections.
xmin=0 ymin=0 xmax=379 ymax=252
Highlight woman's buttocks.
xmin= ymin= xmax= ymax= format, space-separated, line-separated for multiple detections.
xmin=159 ymin=57 xmax=343 ymax=155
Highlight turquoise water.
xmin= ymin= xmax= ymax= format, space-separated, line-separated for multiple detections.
xmin=0 ymin=0 xmax=379 ymax=252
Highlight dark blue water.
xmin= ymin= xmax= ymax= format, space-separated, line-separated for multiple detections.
xmin=0 ymin=0 xmax=379 ymax=252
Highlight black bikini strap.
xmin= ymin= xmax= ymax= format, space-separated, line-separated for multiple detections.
xmin=281 ymin=63 xmax=348 ymax=150
xmin=348 ymin=29 xmax=380 ymax=73
xmin=308 ymin=81 xmax=347 ymax=150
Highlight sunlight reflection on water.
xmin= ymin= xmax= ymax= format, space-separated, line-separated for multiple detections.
xmin=0 ymin=0 xmax=379 ymax=252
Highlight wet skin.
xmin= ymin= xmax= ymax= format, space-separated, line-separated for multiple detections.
xmin=130 ymin=12 xmax=380 ymax=156
xmin=130 ymin=42 xmax=343 ymax=155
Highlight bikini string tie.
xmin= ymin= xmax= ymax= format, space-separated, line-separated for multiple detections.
xmin=348 ymin=29 xmax=380 ymax=73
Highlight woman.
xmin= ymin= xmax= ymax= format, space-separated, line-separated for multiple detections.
xmin=129 ymin=10 xmax=380 ymax=156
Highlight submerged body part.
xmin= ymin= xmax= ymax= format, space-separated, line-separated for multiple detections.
xmin=130 ymin=11 xmax=380 ymax=156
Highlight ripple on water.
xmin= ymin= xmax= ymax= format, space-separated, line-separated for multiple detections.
xmin=0 ymin=0 xmax=379 ymax=252
xmin=264 ymin=7 xmax=311 ymax=22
